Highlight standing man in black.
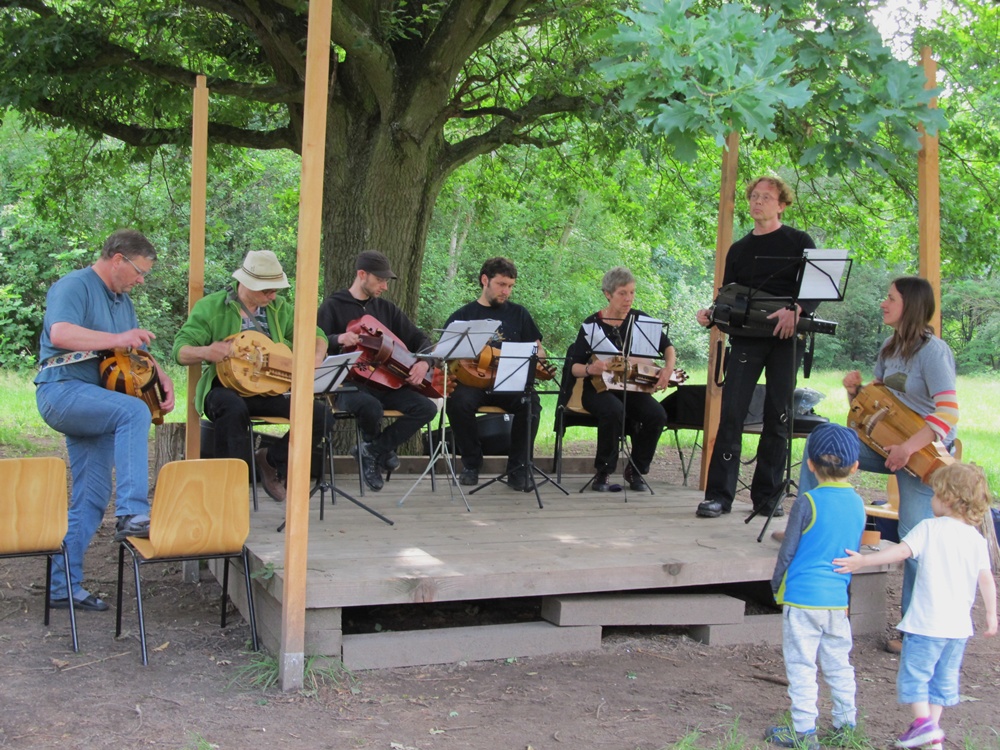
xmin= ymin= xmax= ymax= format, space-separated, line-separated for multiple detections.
xmin=695 ymin=176 xmax=818 ymax=519
xmin=445 ymin=257 xmax=545 ymax=491
xmin=317 ymin=251 xmax=438 ymax=492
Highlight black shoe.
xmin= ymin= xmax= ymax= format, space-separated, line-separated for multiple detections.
xmin=51 ymin=593 xmax=109 ymax=612
xmin=254 ymin=447 xmax=287 ymax=502
xmin=507 ymin=471 xmax=535 ymax=493
xmin=380 ymin=450 xmax=400 ymax=472
xmin=696 ymin=499 xmax=730 ymax=518
xmin=459 ymin=468 xmax=479 ymax=486
xmin=114 ymin=513 xmax=151 ymax=541
xmin=591 ymin=472 xmax=622 ymax=492
xmin=622 ymin=464 xmax=648 ymax=491
xmin=352 ymin=442 xmax=384 ymax=491
xmin=755 ymin=502 xmax=785 ymax=518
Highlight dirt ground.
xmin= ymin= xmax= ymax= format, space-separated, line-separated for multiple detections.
xmin=2 ymin=439 xmax=999 ymax=750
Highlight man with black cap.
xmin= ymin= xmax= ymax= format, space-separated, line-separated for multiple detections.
xmin=317 ymin=251 xmax=438 ymax=491
xmin=173 ymin=250 xmax=330 ymax=502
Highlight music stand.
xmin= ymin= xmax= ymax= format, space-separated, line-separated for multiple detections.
xmin=396 ymin=319 xmax=498 ymax=510
xmin=469 ymin=341 xmax=569 ymax=508
xmin=276 ymin=350 xmax=393 ymax=532
xmin=580 ymin=313 xmax=664 ymax=497
xmin=743 ymin=250 xmax=851 ymax=541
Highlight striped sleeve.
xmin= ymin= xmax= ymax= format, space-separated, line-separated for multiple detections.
xmin=925 ymin=389 xmax=958 ymax=440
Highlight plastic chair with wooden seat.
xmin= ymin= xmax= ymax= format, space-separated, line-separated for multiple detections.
xmin=0 ymin=457 xmax=79 ymax=652
xmin=115 ymin=458 xmax=259 ymax=665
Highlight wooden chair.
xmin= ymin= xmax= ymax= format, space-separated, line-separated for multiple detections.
xmin=0 ymin=457 xmax=79 ymax=652
xmin=115 ymin=459 xmax=259 ymax=665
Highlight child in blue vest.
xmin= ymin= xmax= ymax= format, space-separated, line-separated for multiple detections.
xmin=767 ymin=423 xmax=867 ymax=749
xmin=835 ymin=461 xmax=997 ymax=748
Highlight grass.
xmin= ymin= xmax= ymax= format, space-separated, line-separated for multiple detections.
xmin=227 ymin=649 xmax=358 ymax=695
xmin=4 ymin=366 xmax=998 ymax=495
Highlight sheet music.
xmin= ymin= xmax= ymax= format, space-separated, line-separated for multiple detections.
xmin=313 ymin=351 xmax=362 ymax=394
xmin=801 ymin=249 xmax=849 ymax=301
xmin=431 ymin=319 xmax=499 ymax=360
xmin=583 ymin=322 xmax=620 ymax=361
xmin=630 ymin=315 xmax=663 ymax=358
xmin=493 ymin=341 xmax=536 ymax=393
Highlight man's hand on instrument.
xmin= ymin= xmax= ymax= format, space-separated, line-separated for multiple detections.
xmin=767 ymin=306 xmax=799 ymax=339
xmin=338 ymin=331 xmax=360 ymax=348
xmin=407 ymin=359 xmax=430 ymax=386
xmin=157 ymin=368 xmax=176 ymax=413
xmin=202 ymin=341 xmax=233 ymax=363
xmin=117 ymin=328 xmax=156 ymax=349
xmin=696 ymin=308 xmax=712 ymax=327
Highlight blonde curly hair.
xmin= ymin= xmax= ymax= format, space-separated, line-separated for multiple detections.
xmin=929 ymin=462 xmax=992 ymax=526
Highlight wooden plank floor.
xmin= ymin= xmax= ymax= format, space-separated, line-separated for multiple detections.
xmin=244 ymin=471 xmax=783 ymax=610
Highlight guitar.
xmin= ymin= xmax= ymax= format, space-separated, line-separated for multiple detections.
xmin=98 ymin=348 xmax=167 ymax=425
xmin=591 ymin=356 xmax=688 ymax=394
xmin=345 ymin=315 xmax=444 ymax=398
xmin=848 ymin=383 xmax=954 ymax=483
xmin=449 ymin=344 xmax=557 ymax=390
xmin=215 ymin=330 xmax=293 ymax=397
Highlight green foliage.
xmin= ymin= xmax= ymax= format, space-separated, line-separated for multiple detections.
xmin=598 ymin=0 xmax=945 ymax=171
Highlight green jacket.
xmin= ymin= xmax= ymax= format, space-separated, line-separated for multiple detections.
xmin=172 ymin=282 xmax=327 ymax=414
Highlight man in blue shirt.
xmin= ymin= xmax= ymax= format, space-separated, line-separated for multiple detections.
xmin=35 ymin=229 xmax=175 ymax=612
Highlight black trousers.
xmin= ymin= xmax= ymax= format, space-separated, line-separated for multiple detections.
xmin=704 ymin=335 xmax=802 ymax=511
xmin=334 ymin=382 xmax=438 ymax=455
xmin=580 ymin=388 xmax=666 ymax=474
xmin=446 ymin=383 xmax=540 ymax=472
xmin=203 ymin=382 xmax=330 ymax=473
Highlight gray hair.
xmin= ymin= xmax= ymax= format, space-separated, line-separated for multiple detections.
xmin=601 ymin=266 xmax=635 ymax=296
xmin=101 ymin=229 xmax=156 ymax=261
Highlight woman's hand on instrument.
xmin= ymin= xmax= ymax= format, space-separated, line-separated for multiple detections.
xmin=767 ymin=306 xmax=799 ymax=339
xmin=338 ymin=331 xmax=360 ymax=347
xmin=653 ymin=367 xmax=674 ymax=392
xmin=587 ymin=359 xmax=608 ymax=376
xmin=696 ymin=308 xmax=712 ymax=327
xmin=843 ymin=370 xmax=863 ymax=400
xmin=883 ymin=443 xmax=913 ymax=472
xmin=407 ymin=359 xmax=430 ymax=386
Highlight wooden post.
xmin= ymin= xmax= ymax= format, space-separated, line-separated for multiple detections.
xmin=917 ymin=46 xmax=941 ymax=335
xmin=700 ymin=132 xmax=740 ymax=490
xmin=279 ymin=0 xmax=333 ymax=692
xmin=185 ymin=76 xmax=209 ymax=461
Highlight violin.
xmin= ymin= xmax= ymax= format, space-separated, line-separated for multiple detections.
xmin=344 ymin=315 xmax=444 ymax=398
xmin=449 ymin=344 xmax=557 ymax=390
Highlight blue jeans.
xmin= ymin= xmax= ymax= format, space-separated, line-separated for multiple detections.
xmin=897 ymin=633 xmax=967 ymax=706
xmin=797 ymin=436 xmax=934 ymax=615
xmin=36 ymin=381 xmax=152 ymax=599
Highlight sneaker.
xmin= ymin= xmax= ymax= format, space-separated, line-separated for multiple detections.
xmin=764 ymin=726 xmax=820 ymax=750
xmin=622 ymin=464 xmax=648 ymax=491
xmin=458 ymin=468 xmax=479 ymax=486
xmin=823 ymin=724 xmax=857 ymax=746
xmin=380 ymin=450 xmax=400 ymax=472
xmin=895 ymin=718 xmax=944 ymax=748
xmin=591 ymin=472 xmax=622 ymax=492
xmin=254 ymin=447 xmax=287 ymax=502
xmin=351 ymin=442 xmax=384 ymax=492
xmin=115 ymin=513 xmax=151 ymax=541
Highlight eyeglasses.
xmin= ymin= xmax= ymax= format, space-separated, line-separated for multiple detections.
xmin=749 ymin=192 xmax=778 ymax=204
xmin=122 ymin=255 xmax=153 ymax=279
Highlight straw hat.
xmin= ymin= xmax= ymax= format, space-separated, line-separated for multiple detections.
xmin=232 ymin=250 xmax=289 ymax=291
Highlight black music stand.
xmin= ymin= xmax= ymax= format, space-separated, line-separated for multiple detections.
xmin=396 ymin=319 xmax=499 ymax=510
xmin=469 ymin=341 xmax=569 ymax=508
xmin=579 ymin=313 xmax=665 ymax=498
xmin=742 ymin=250 xmax=851 ymax=542
xmin=276 ymin=351 xmax=393 ymax=532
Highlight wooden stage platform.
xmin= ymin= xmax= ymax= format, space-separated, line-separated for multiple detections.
xmin=226 ymin=466 xmax=888 ymax=670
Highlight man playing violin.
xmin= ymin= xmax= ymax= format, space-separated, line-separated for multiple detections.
xmin=317 ymin=250 xmax=438 ymax=492
xmin=445 ymin=257 xmax=545 ymax=491
xmin=35 ymin=229 xmax=175 ymax=612
xmin=173 ymin=250 xmax=330 ymax=503
xmin=569 ymin=266 xmax=675 ymax=492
